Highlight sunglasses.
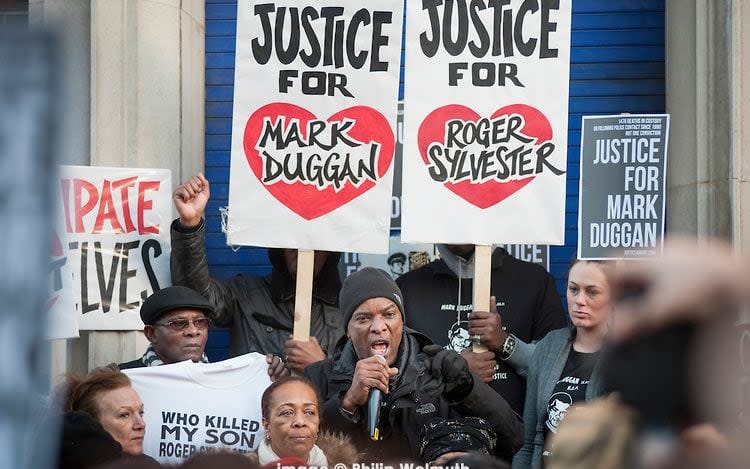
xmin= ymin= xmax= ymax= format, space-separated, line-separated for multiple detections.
xmin=154 ymin=318 xmax=211 ymax=332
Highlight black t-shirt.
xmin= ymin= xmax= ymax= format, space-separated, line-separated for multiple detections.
xmin=396 ymin=249 xmax=566 ymax=416
xmin=543 ymin=349 xmax=599 ymax=444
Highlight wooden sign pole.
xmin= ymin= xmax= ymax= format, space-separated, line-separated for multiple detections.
xmin=472 ymin=245 xmax=492 ymax=352
xmin=293 ymin=249 xmax=315 ymax=341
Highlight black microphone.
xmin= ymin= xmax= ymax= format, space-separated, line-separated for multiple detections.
xmin=367 ymin=355 xmax=386 ymax=441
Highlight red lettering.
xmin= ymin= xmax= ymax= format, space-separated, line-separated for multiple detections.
xmin=63 ymin=176 xmax=162 ymax=234
xmin=74 ymin=179 xmax=98 ymax=233
xmin=112 ymin=176 xmax=138 ymax=232
xmin=93 ymin=179 xmax=125 ymax=234
xmin=138 ymin=181 xmax=160 ymax=235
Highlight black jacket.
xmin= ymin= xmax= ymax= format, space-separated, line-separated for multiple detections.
xmin=305 ymin=328 xmax=523 ymax=463
xmin=396 ymin=247 xmax=566 ymax=415
xmin=118 ymin=358 xmax=145 ymax=370
xmin=169 ymin=219 xmax=344 ymax=359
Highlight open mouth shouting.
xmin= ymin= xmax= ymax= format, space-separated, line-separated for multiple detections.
xmin=371 ymin=339 xmax=389 ymax=357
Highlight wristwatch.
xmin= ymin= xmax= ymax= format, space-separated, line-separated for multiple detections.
xmin=499 ymin=333 xmax=517 ymax=360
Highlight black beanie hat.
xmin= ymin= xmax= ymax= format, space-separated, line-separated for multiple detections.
xmin=339 ymin=267 xmax=405 ymax=329
xmin=140 ymin=285 xmax=214 ymax=325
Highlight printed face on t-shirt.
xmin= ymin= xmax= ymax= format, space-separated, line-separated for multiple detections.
xmin=566 ymin=262 xmax=612 ymax=333
xmin=146 ymin=308 xmax=208 ymax=364
xmin=95 ymin=386 xmax=145 ymax=456
xmin=347 ymin=297 xmax=403 ymax=366
xmin=545 ymin=393 xmax=572 ymax=433
xmin=448 ymin=321 xmax=471 ymax=352
xmin=263 ymin=381 xmax=320 ymax=460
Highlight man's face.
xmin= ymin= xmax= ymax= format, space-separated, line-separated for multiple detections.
xmin=144 ymin=308 xmax=208 ymax=364
xmin=347 ymin=297 xmax=403 ymax=366
xmin=284 ymin=249 xmax=330 ymax=278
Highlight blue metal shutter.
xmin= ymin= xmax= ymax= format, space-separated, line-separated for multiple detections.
xmin=554 ymin=0 xmax=665 ymax=301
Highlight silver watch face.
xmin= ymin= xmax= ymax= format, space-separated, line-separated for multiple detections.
xmin=501 ymin=335 xmax=516 ymax=358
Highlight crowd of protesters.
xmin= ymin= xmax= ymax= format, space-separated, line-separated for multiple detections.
xmin=44 ymin=174 xmax=750 ymax=468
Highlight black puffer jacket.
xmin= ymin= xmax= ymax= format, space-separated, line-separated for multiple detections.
xmin=169 ymin=218 xmax=343 ymax=359
xmin=305 ymin=328 xmax=523 ymax=463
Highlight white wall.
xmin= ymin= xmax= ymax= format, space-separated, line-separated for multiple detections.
xmin=31 ymin=0 xmax=205 ymax=374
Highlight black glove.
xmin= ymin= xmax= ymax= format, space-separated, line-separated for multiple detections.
xmin=423 ymin=345 xmax=474 ymax=401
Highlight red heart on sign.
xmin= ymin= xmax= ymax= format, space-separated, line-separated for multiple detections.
xmin=243 ymin=103 xmax=395 ymax=220
xmin=417 ymin=104 xmax=553 ymax=209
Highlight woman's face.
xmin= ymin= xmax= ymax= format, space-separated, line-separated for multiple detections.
xmin=95 ymin=386 xmax=146 ymax=456
xmin=567 ymin=261 xmax=612 ymax=333
xmin=263 ymin=381 xmax=320 ymax=460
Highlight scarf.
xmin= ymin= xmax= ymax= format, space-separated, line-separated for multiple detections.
xmin=140 ymin=344 xmax=209 ymax=367
xmin=257 ymin=437 xmax=328 ymax=466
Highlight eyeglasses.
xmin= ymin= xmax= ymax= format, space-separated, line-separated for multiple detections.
xmin=154 ymin=318 xmax=211 ymax=332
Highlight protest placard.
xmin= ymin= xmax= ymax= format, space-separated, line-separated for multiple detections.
xmin=46 ymin=209 xmax=79 ymax=339
xmin=124 ymin=354 xmax=269 ymax=465
xmin=58 ymin=165 xmax=172 ymax=330
xmin=578 ymin=114 xmax=670 ymax=259
xmin=227 ymin=0 xmax=404 ymax=254
xmin=401 ymin=0 xmax=572 ymax=245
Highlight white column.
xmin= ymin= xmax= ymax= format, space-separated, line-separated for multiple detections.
xmin=730 ymin=1 xmax=750 ymax=251
xmin=87 ymin=0 xmax=205 ymax=369
xmin=667 ymin=0 xmax=750 ymax=428
xmin=180 ymin=0 xmax=207 ymax=182
xmin=665 ymin=0 xmax=750 ymax=247
xmin=90 ymin=0 xmax=205 ymax=181
xmin=34 ymin=0 xmax=205 ymax=371
xmin=29 ymin=0 xmax=91 ymax=380
xmin=28 ymin=0 xmax=91 ymax=167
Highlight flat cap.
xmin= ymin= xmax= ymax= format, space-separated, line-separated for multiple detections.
xmin=140 ymin=286 xmax=214 ymax=325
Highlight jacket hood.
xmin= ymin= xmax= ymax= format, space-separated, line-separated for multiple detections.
xmin=434 ymin=244 xmax=507 ymax=279
xmin=246 ymin=431 xmax=359 ymax=467
xmin=268 ymin=249 xmax=342 ymax=305
xmin=316 ymin=431 xmax=359 ymax=466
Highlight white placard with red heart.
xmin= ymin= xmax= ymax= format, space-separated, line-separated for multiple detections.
xmin=401 ymin=1 xmax=572 ymax=245
xmin=228 ymin=0 xmax=404 ymax=254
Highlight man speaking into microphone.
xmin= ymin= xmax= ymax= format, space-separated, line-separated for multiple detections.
xmin=306 ymin=268 xmax=522 ymax=463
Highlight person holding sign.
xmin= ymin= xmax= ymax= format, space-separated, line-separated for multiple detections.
xmin=117 ymin=285 xmax=287 ymax=379
xmin=170 ymin=174 xmax=343 ymax=374
xmin=512 ymin=260 xmax=611 ymax=469
xmin=396 ymin=245 xmax=566 ymax=416
xmin=305 ymin=267 xmax=522 ymax=463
